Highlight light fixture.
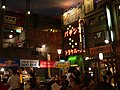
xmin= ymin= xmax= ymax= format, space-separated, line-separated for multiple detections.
xmin=42 ymin=45 xmax=46 ymax=48
xmin=69 ymin=38 xmax=71 ymax=41
xmin=27 ymin=11 xmax=31 ymax=14
xmin=57 ymin=49 xmax=62 ymax=55
xmin=2 ymin=5 xmax=6 ymax=9
xmin=104 ymin=39 xmax=109 ymax=44
xmin=99 ymin=53 xmax=103 ymax=60
xmin=1 ymin=68 xmax=4 ymax=72
xmin=75 ymin=42 xmax=77 ymax=45
xmin=9 ymin=34 xmax=13 ymax=38
xmin=69 ymin=42 xmax=71 ymax=45
xmin=85 ymin=57 xmax=89 ymax=60
xmin=72 ymin=45 xmax=74 ymax=48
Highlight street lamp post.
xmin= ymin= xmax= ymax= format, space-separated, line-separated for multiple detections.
xmin=57 ymin=49 xmax=62 ymax=76
xmin=97 ymin=53 xmax=103 ymax=82
xmin=57 ymin=49 xmax=62 ymax=61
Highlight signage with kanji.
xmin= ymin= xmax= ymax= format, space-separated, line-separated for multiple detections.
xmin=20 ymin=59 xmax=39 ymax=67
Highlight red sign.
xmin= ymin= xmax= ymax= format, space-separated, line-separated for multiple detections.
xmin=40 ymin=60 xmax=55 ymax=68
xmin=89 ymin=45 xmax=112 ymax=55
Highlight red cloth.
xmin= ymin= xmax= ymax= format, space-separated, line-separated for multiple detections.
xmin=0 ymin=83 xmax=9 ymax=90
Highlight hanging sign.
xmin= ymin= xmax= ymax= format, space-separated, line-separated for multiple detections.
xmin=20 ymin=59 xmax=39 ymax=67
xmin=40 ymin=60 xmax=55 ymax=68
xmin=54 ymin=61 xmax=70 ymax=68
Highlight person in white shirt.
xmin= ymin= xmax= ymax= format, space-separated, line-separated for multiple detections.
xmin=7 ymin=69 xmax=20 ymax=90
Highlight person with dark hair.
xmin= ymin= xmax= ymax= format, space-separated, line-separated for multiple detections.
xmin=68 ymin=77 xmax=81 ymax=90
xmin=60 ymin=75 xmax=69 ymax=90
xmin=28 ymin=72 xmax=36 ymax=90
xmin=106 ymin=68 xmax=112 ymax=83
xmin=67 ymin=75 xmax=75 ymax=90
xmin=7 ymin=69 xmax=20 ymax=90
xmin=93 ymin=81 xmax=114 ymax=90
xmin=73 ymin=68 xmax=80 ymax=78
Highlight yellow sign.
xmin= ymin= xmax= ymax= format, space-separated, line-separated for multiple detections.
xmin=55 ymin=61 xmax=70 ymax=68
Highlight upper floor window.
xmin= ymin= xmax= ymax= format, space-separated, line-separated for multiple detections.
xmin=99 ymin=15 xmax=106 ymax=21
xmin=89 ymin=18 xmax=96 ymax=25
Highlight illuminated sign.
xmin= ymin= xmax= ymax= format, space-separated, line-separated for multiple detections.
xmin=40 ymin=60 xmax=55 ymax=68
xmin=68 ymin=55 xmax=77 ymax=65
xmin=89 ymin=45 xmax=112 ymax=55
xmin=64 ymin=22 xmax=83 ymax=56
xmin=65 ymin=48 xmax=83 ymax=56
xmin=4 ymin=15 xmax=16 ymax=24
xmin=64 ymin=26 xmax=79 ymax=37
xmin=63 ymin=5 xmax=84 ymax=25
xmin=20 ymin=59 xmax=39 ymax=67
xmin=54 ymin=61 xmax=70 ymax=68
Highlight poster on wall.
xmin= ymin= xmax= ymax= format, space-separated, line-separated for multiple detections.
xmin=63 ymin=5 xmax=84 ymax=25
xmin=84 ymin=0 xmax=94 ymax=14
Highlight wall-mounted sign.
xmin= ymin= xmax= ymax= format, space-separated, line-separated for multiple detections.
xmin=20 ymin=59 xmax=39 ymax=67
xmin=4 ymin=15 xmax=16 ymax=24
xmin=40 ymin=60 xmax=55 ymax=68
xmin=89 ymin=45 xmax=112 ymax=55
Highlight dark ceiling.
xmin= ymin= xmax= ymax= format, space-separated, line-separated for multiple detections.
xmin=0 ymin=0 xmax=83 ymax=16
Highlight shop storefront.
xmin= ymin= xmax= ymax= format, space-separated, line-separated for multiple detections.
xmin=86 ymin=45 xmax=116 ymax=85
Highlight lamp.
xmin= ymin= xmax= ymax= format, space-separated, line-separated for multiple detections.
xmin=2 ymin=5 xmax=5 ymax=9
xmin=57 ymin=49 xmax=62 ymax=61
xmin=99 ymin=53 xmax=103 ymax=60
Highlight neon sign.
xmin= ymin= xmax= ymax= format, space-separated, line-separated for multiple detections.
xmin=64 ymin=28 xmax=78 ymax=37
xmin=40 ymin=60 xmax=55 ymax=68
xmin=64 ymin=23 xmax=83 ymax=56
xmin=65 ymin=48 xmax=83 ymax=56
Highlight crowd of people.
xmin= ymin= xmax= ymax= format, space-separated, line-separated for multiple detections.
xmin=0 ymin=67 xmax=114 ymax=90
xmin=50 ymin=67 xmax=114 ymax=90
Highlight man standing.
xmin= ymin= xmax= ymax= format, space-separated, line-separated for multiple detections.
xmin=7 ymin=69 xmax=20 ymax=90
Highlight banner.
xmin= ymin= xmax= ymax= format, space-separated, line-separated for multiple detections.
xmin=40 ymin=60 xmax=55 ymax=68
xmin=20 ymin=59 xmax=39 ymax=67
xmin=89 ymin=45 xmax=112 ymax=55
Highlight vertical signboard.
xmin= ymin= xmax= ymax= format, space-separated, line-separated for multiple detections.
xmin=64 ymin=22 xmax=83 ymax=56
xmin=84 ymin=0 xmax=94 ymax=14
